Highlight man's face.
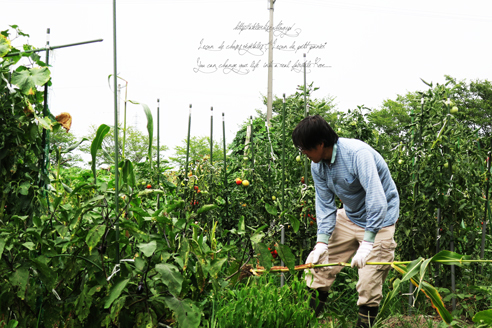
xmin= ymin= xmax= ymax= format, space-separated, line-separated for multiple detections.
xmin=301 ymin=143 xmax=325 ymax=163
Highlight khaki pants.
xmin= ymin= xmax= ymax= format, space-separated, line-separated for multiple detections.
xmin=305 ymin=208 xmax=397 ymax=307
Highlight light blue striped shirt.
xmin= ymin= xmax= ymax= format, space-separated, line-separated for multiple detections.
xmin=311 ymin=138 xmax=399 ymax=244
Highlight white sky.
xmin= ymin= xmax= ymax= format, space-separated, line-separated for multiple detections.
xmin=4 ymin=0 xmax=492 ymax=161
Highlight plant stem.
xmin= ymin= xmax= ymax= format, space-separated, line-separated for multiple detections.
xmin=251 ymin=259 xmax=492 ymax=274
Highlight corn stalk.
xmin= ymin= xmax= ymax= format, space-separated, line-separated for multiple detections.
xmin=249 ymin=250 xmax=491 ymax=325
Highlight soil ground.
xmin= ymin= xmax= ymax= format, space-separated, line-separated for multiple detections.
xmin=318 ymin=314 xmax=475 ymax=327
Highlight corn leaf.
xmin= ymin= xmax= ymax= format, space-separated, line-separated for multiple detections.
xmin=392 ymin=263 xmax=452 ymax=324
xmin=431 ymin=250 xmax=472 ymax=266
xmin=90 ymin=124 xmax=110 ymax=183
xmin=419 ymin=281 xmax=453 ymax=324
xmin=400 ymin=257 xmax=423 ymax=282
xmin=128 ymin=100 xmax=153 ymax=167
xmin=374 ymin=278 xmax=401 ymax=327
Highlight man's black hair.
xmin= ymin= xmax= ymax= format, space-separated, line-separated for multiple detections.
xmin=292 ymin=114 xmax=339 ymax=150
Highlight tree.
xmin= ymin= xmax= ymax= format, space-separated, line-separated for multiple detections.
xmin=79 ymin=124 xmax=168 ymax=168
xmin=443 ymin=75 xmax=492 ymax=136
xmin=170 ymin=136 xmax=224 ymax=169
xmin=49 ymin=129 xmax=84 ymax=167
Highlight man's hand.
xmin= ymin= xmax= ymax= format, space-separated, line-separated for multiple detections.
xmin=351 ymin=241 xmax=374 ymax=268
xmin=307 ymin=242 xmax=328 ymax=264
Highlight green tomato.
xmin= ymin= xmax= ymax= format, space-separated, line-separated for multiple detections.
xmin=398 ymin=159 xmax=403 ymax=165
xmin=444 ymin=162 xmax=449 ymax=169
xmin=450 ymin=106 xmax=459 ymax=114
xmin=296 ymin=155 xmax=301 ymax=162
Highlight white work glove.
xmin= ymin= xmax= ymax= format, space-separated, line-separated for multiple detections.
xmin=351 ymin=241 xmax=374 ymax=269
xmin=307 ymin=243 xmax=328 ymax=264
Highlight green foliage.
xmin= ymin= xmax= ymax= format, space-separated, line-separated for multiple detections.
xmin=0 ymin=26 xmax=54 ymax=220
xmin=214 ymin=275 xmax=316 ymax=328
xmin=170 ymin=136 xmax=224 ymax=168
xmin=80 ymin=124 xmax=168 ymax=169
xmin=3 ymin=26 xmax=492 ymax=327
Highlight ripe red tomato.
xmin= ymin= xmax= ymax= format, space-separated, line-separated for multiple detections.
xmin=235 ymin=178 xmax=242 ymax=185
xmin=146 ymin=184 xmax=151 ymax=189
xmin=301 ymin=176 xmax=305 ymax=184
xmin=194 ymin=186 xmax=199 ymax=191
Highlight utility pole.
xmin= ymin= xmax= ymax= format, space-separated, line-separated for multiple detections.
xmin=266 ymin=0 xmax=276 ymax=126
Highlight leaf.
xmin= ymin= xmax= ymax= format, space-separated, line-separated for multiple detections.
xmin=250 ymin=231 xmax=265 ymax=244
xmin=6 ymin=320 xmax=18 ymax=328
xmin=11 ymin=67 xmax=50 ymax=95
xmin=197 ymin=204 xmax=218 ymax=214
xmin=62 ymin=138 xmax=88 ymax=153
xmin=121 ymin=159 xmax=136 ymax=188
xmin=35 ymin=115 xmax=54 ymax=131
xmin=10 ymin=267 xmax=29 ymax=299
xmin=419 ymin=281 xmax=453 ymax=324
xmin=19 ymin=181 xmax=30 ymax=195
xmin=286 ymin=214 xmax=300 ymax=233
xmin=104 ymin=279 xmax=130 ymax=309
xmin=74 ymin=285 xmax=93 ymax=323
xmin=400 ymin=257 xmax=423 ymax=282
xmin=61 ymin=182 xmax=73 ymax=194
xmin=110 ymin=296 xmax=127 ymax=322
xmin=275 ymin=243 xmax=296 ymax=274
xmin=431 ymin=250 xmax=472 ymax=267
xmin=22 ymin=242 xmax=35 ymax=250
xmin=209 ymin=257 xmax=227 ymax=278
xmin=420 ymin=78 xmax=432 ymax=87
xmin=0 ymin=33 xmax=11 ymax=58
xmin=91 ymin=124 xmax=111 ymax=183
xmin=256 ymin=242 xmax=273 ymax=272
xmin=473 ymin=309 xmax=492 ymax=325
xmin=391 ymin=263 xmax=453 ymax=324
xmin=377 ymin=278 xmax=401 ymax=319
xmin=128 ymin=100 xmax=153 ymax=166
xmin=416 ymin=257 xmax=433 ymax=301
xmin=238 ymin=216 xmax=245 ymax=235
xmin=137 ymin=240 xmax=157 ymax=257
xmin=0 ymin=238 xmax=5 ymax=258
xmin=85 ymin=225 xmax=105 ymax=253
xmin=155 ymin=263 xmax=183 ymax=297
xmin=164 ymin=297 xmax=202 ymax=328
xmin=265 ymin=203 xmax=278 ymax=216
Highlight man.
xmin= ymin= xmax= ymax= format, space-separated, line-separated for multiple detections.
xmin=292 ymin=115 xmax=399 ymax=327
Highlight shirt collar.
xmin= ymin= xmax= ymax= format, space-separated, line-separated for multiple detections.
xmin=330 ymin=142 xmax=338 ymax=164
